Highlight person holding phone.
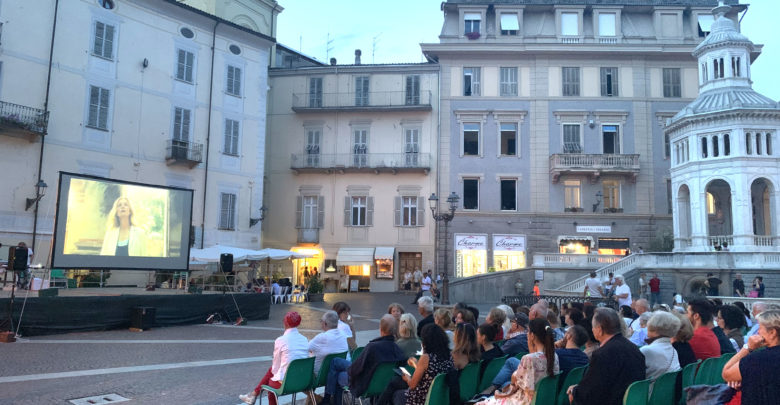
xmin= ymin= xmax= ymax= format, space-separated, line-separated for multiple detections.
xmin=392 ymin=324 xmax=454 ymax=405
xmin=333 ymin=301 xmax=356 ymax=351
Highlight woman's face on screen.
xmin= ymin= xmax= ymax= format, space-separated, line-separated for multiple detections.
xmin=116 ymin=198 xmax=132 ymax=218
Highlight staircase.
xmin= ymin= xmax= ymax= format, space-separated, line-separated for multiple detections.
xmin=546 ymin=254 xmax=643 ymax=295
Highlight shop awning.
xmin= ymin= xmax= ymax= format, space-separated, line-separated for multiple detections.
xmin=336 ymin=247 xmax=375 ymax=266
xmin=374 ymin=247 xmax=395 ymax=260
xmin=557 ymin=235 xmax=595 ymax=247
xmin=598 ymin=238 xmax=629 ymax=249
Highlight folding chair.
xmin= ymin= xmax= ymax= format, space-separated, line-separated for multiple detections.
xmin=259 ymin=357 xmax=315 ymax=405
xmin=273 ymin=286 xmax=287 ymax=304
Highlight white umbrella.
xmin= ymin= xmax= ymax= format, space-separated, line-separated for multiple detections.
xmin=189 ymin=245 xmax=270 ymax=263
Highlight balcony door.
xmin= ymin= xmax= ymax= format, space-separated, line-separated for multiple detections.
xmin=602 ymin=125 xmax=620 ymax=154
xmin=353 ymin=129 xmax=368 ymax=167
xmin=305 ymin=128 xmax=321 ymax=167
xmin=405 ymin=128 xmax=419 ymax=166
xmin=355 ymin=76 xmax=369 ymax=106
xmin=172 ymin=107 xmax=191 ymax=159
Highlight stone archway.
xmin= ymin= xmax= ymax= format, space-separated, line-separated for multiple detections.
xmin=677 ymin=184 xmax=692 ymax=246
xmin=683 ymin=276 xmax=709 ymax=298
xmin=751 ymin=177 xmax=774 ymax=238
xmin=705 ymin=179 xmax=733 ymax=245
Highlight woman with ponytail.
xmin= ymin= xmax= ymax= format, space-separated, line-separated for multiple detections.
xmin=477 ymin=319 xmax=559 ymax=405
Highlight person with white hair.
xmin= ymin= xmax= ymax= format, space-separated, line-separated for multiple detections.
xmin=308 ymin=310 xmax=349 ymax=376
xmin=746 ymin=302 xmax=780 ymax=337
xmin=416 ymin=296 xmax=435 ymax=336
xmin=496 ymin=304 xmax=515 ymax=337
xmin=612 ymin=275 xmax=632 ymax=307
xmin=640 ymin=312 xmax=681 ymax=380
xmin=629 ymin=312 xmax=653 ymax=347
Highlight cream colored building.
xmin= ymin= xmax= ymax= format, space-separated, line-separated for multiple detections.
xmin=0 ymin=0 xmax=274 ymax=286
xmin=265 ymin=59 xmax=440 ymax=292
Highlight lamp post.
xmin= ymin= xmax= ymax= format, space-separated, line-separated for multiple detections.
xmin=25 ymin=180 xmax=47 ymax=211
xmin=429 ymin=192 xmax=459 ymax=305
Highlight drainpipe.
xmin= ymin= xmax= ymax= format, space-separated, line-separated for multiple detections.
xmin=200 ymin=20 xmax=219 ymax=248
xmin=31 ymin=0 xmax=60 ymax=256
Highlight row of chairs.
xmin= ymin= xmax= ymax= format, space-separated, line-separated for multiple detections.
xmin=255 ymin=351 xmax=349 ymax=405
xmin=271 ymin=286 xmax=308 ymax=304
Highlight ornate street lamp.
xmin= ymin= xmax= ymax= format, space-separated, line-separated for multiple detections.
xmin=429 ymin=191 xmax=459 ymax=305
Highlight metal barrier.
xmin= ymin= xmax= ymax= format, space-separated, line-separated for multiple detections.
xmin=502 ymin=294 xmax=618 ymax=310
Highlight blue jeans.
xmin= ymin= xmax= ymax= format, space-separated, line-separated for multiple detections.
xmin=650 ymin=292 xmax=660 ymax=308
xmin=491 ymin=357 xmax=520 ymax=390
xmin=326 ymin=358 xmax=351 ymax=405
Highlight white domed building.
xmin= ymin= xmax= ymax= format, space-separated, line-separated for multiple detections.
xmin=666 ymin=2 xmax=780 ymax=253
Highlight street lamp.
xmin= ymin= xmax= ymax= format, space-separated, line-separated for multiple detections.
xmin=25 ymin=180 xmax=47 ymax=211
xmin=429 ymin=191 xmax=459 ymax=305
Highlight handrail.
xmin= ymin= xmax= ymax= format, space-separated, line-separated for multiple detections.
xmin=0 ymin=100 xmax=49 ymax=135
xmin=292 ymin=90 xmax=432 ymax=109
xmin=291 ymin=152 xmax=431 ymax=170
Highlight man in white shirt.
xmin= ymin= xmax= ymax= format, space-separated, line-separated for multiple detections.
xmin=309 ymin=310 xmax=349 ymax=375
xmin=240 ymin=311 xmax=309 ymax=405
xmin=613 ymin=275 xmax=632 ymax=308
xmin=402 ymin=270 xmax=412 ymax=290
xmin=413 ymin=271 xmax=433 ymax=304
xmin=638 ymin=273 xmax=648 ymax=299
xmin=584 ymin=272 xmax=604 ymax=298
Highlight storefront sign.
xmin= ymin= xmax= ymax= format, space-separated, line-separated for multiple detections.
xmin=576 ymin=225 xmax=612 ymax=233
xmin=455 ymin=234 xmax=487 ymax=250
xmin=493 ymin=234 xmax=526 ymax=251
xmin=455 ymin=234 xmax=487 ymax=278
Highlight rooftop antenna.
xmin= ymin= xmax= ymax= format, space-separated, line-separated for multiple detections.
xmin=372 ymin=32 xmax=382 ymax=64
xmin=325 ymin=32 xmax=335 ymax=62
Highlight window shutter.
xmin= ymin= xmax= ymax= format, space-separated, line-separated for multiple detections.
xmin=295 ymin=196 xmax=302 ymax=228
xmin=104 ymin=24 xmax=114 ymax=59
xmin=93 ymin=22 xmax=104 ymax=55
xmin=182 ymin=109 xmax=190 ymax=142
xmin=394 ymin=197 xmax=401 ymax=226
xmin=367 ymin=197 xmax=374 ymax=227
xmin=600 ymin=69 xmax=608 ymax=96
xmin=344 ymin=196 xmax=351 ymax=226
xmin=612 ymin=69 xmax=619 ymax=96
xmin=317 ymin=196 xmax=325 ymax=228
xmin=98 ymin=88 xmax=109 ymax=129
xmin=186 ymin=52 xmax=194 ymax=82
xmin=417 ymin=196 xmax=425 ymax=226
xmin=227 ymin=67 xmax=234 ymax=93
xmin=223 ymin=120 xmax=231 ymax=153
xmin=176 ymin=50 xmax=185 ymax=80
xmin=235 ymin=67 xmax=241 ymax=95
xmin=88 ymin=86 xmax=99 ymax=127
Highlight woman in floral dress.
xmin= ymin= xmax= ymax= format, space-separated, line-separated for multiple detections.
xmin=400 ymin=323 xmax=455 ymax=405
xmin=478 ymin=319 xmax=559 ymax=405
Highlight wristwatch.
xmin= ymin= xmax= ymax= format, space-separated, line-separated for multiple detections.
xmin=742 ymin=343 xmax=752 ymax=352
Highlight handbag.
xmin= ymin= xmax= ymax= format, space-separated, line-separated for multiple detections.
xmin=748 ymin=291 xmax=759 ymax=298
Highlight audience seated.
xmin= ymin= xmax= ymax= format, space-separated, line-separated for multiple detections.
xmin=325 ymin=314 xmax=405 ymax=405
xmin=620 ymin=305 xmax=634 ymax=329
xmin=546 ymin=311 xmax=565 ymax=341
xmin=452 ymin=322 xmax=481 ymax=370
xmin=529 ymin=301 xmax=548 ymax=320
xmin=629 ymin=312 xmax=653 ymax=347
xmin=722 ymin=309 xmax=780 ymax=405
xmin=501 ymin=313 xmax=529 ymax=357
xmin=670 ymin=311 xmax=698 ymax=368
xmin=434 ymin=308 xmax=454 ymax=349
xmin=567 ymin=307 xmax=645 ymax=405
xmin=397 ymin=313 xmax=422 ymax=359
xmin=487 ymin=307 xmax=507 ymax=341
xmin=555 ymin=325 xmax=590 ymax=377
xmin=640 ymin=311 xmax=681 ymax=380
xmin=746 ymin=302 xmax=780 ymax=337
xmin=387 ymin=303 xmax=405 ymax=322
xmin=333 ymin=302 xmax=357 ymax=352
xmin=454 ymin=306 xmax=477 ymax=328
xmin=686 ymin=299 xmax=721 ymax=360
xmin=628 ymin=299 xmax=650 ymax=332
xmin=477 ymin=319 xmax=559 ymax=405
xmin=496 ymin=304 xmax=515 ymax=338
xmin=309 ymin=310 xmax=350 ymax=376
xmin=240 ymin=312 xmax=309 ymax=405
xmin=477 ymin=323 xmax=505 ymax=378
xmin=718 ymin=304 xmax=747 ymax=351
xmin=416 ymin=296 xmax=435 ymax=337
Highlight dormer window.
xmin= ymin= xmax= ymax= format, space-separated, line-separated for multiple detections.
xmin=697 ymin=15 xmax=714 ymax=37
xmin=500 ymin=13 xmax=519 ymax=36
xmin=561 ymin=12 xmax=578 ymax=36
xmin=731 ymin=57 xmax=741 ymax=77
xmin=598 ymin=13 xmax=616 ymax=36
xmin=464 ymin=13 xmax=481 ymax=34
xmin=713 ymin=58 xmax=724 ymax=79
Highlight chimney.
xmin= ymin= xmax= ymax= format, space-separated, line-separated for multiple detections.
xmin=355 ymin=49 xmax=362 ymax=65
xmin=330 ymin=57 xmax=337 ymax=66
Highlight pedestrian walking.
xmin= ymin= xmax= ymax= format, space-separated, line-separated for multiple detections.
xmin=649 ymin=273 xmax=661 ymax=308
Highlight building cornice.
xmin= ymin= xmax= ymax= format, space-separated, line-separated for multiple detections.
xmin=664 ymin=109 xmax=780 ymax=134
xmin=269 ymin=63 xmax=439 ymax=77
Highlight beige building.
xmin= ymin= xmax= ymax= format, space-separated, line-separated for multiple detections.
xmin=264 ymin=58 xmax=440 ymax=292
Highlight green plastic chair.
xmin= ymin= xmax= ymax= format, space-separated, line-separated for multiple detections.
xmin=351 ymin=346 xmax=365 ymax=361
xmin=694 ymin=357 xmax=721 ymax=385
xmin=478 ymin=355 xmax=508 ymax=393
xmin=424 ymin=373 xmax=449 ymax=405
xmin=514 ymin=352 xmax=529 ymax=361
xmin=557 ymin=365 xmax=588 ymax=405
xmin=360 ymin=362 xmax=398 ymax=399
xmin=679 ymin=360 xmax=702 ymax=405
xmin=308 ymin=351 xmax=348 ymax=404
xmin=495 ymin=339 xmax=506 ymax=348
xmin=459 ymin=361 xmax=481 ymax=402
xmin=649 ymin=370 xmax=680 ymax=405
xmin=622 ymin=379 xmax=650 ymax=405
xmin=260 ymin=356 xmax=315 ymax=405
xmin=530 ymin=373 xmax=560 ymax=405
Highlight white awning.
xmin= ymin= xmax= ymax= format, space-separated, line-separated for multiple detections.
xmin=374 ymin=247 xmax=395 ymax=260
xmin=337 ymin=247 xmax=375 ymax=266
xmin=500 ymin=14 xmax=519 ymax=31
xmin=464 ymin=12 xmax=481 ymax=20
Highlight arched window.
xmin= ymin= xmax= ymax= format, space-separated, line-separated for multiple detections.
xmin=756 ymin=132 xmax=763 ymax=155
xmin=724 ymin=134 xmax=730 ymax=156
xmin=766 ymin=132 xmax=773 ymax=155
xmin=701 ymin=137 xmax=708 ymax=158
xmin=712 ymin=135 xmax=719 ymax=157
xmin=718 ymin=58 xmax=724 ymax=78
xmin=713 ymin=59 xmax=720 ymax=79
xmin=746 ymin=132 xmax=753 ymax=154
xmin=706 ymin=192 xmax=716 ymax=214
xmin=731 ymin=57 xmax=741 ymax=77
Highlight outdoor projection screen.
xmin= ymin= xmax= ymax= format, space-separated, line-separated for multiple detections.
xmin=51 ymin=172 xmax=193 ymax=270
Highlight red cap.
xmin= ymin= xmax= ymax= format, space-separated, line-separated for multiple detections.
xmin=285 ymin=311 xmax=301 ymax=328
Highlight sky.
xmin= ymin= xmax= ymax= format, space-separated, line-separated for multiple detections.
xmin=276 ymin=0 xmax=780 ymax=100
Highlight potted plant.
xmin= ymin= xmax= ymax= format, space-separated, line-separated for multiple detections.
xmin=306 ymin=274 xmax=324 ymax=302
xmin=465 ymin=31 xmax=481 ymax=40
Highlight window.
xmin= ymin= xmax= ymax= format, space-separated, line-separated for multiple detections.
xmin=500 ymin=67 xmax=518 ymax=97
xmin=87 ymin=86 xmax=110 ymax=130
xmin=353 ymin=129 xmax=368 ymax=167
xmin=724 ymin=134 xmax=731 ymax=156
xmin=598 ymin=13 xmax=616 ymax=36
xmin=701 ymin=62 xmax=709 ymax=83
xmin=564 ymin=180 xmax=581 ymax=209
xmin=219 ymin=193 xmax=237 ymax=230
xmin=602 ymin=125 xmax=620 ymax=154
xmin=501 ymin=179 xmax=517 ymax=211
xmin=350 ymin=196 xmax=367 ymax=226
xmin=404 ymin=128 xmax=419 ymax=166
xmin=756 ymin=132 xmax=762 ymax=155
xmin=92 ymin=21 xmax=115 ymax=60
xmin=697 ymin=15 xmax=714 ymax=37
xmin=732 ymin=57 xmax=741 ymax=77
xmin=746 ymin=132 xmax=753 ymax=155
xmin=603 ymin=181 xmax=620 ymax=209
xmin=98 ymin=0 xmax=115 ymax=10
xmin=562 ymin=67 xmax=580 ymax=96
xmin=463 ymin=123 xmax=480 ymax=156
xmin=464 ymin=13 xmax=481 ymax=34
xmin=766 ymin=133 xmax=772 ymax=155
xmin=402 ymin=197 xmax=419 ymax=226
xmin=305 ymin=128 xmax=321 ymax=167
xmin=301 ymin=196 xmax=319 ymax=229
xmin=463 ymin=179 xmax=479 ymax=210
xmin=664 ymin=133 xmax=671 ymax=159
xmin=500 ymin=123 xmax=518 ymax=156
xmin=172 ymin=107 xmax=191 ymax=141
xmin=405 ymin=75 xmax=420 ymax=105
xmin=663 ymin=68 xmax=681 ymax=98
xmin=180 ymin=27 xmax=194 ymax=39
xmin=713 ymin=135 xmax=719 ymax=157
xmin=561 ymin=12 xmax=578 ymax=36
xmin=713 ymin=58 xmax=724 ymax=79
xmin=229 ymin=44 xmax=241 ymax=55
xmin=223 ymin=119 xmax=239 ymax=156
xmin=500 ymin=13 xmax=519 ymax=35
xmin=666 ymin=179 xmax=673 ymax=214
xmin=706 ymin=192 xmax=716 ymax=215
xmin=463 ymin=67 xmax=480 ymax=96
xmin=309 ymin=77 xmax=323 ymax=107
xmin=563 ymin=124 xmax=581 ymax=153
xmin=600 ymin=67 xmax=619 ymax=97
xmin=226 ymin=65 xmax=242 ymax=96
xmin=355 ymin=76 xmax=369 ymax=106
xmin=176 ymin=49 xmax=194 ymax=83
xmin=701 ymin=137 xmax=708 ymax=158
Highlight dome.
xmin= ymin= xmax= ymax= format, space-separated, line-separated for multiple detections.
xmin=671 ymin=87 xmax=779 ymax=122
xmin=692 ymin=5 xmax=753 ymax=57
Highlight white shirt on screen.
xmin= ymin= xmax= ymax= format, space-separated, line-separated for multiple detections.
xmin=271 ymin=327 xmax=309 ymax=382
xmin=100 ymin=226 xmax=148 ymax=256
xmin=309 ymin=328 xmax=349 ymax=375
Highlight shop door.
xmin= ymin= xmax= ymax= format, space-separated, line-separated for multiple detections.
xmin=398 ymin=252 xmax=422 ymax=289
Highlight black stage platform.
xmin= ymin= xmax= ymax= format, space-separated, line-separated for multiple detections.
xmin=0 ymin=292 xmax=271 ymax=336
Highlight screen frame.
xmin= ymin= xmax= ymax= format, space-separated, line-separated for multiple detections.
xmin=51 ymin=171 xmax=194 ymax=271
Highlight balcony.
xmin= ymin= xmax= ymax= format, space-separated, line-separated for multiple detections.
xmin=291 ymin=152 xmax=431 ymax=174
xmin=550 ymin=153 xmax=640 ymax=183
xmin=165 ymin=139 xmax=203 ymax=168
xmin=292 ymin=91 xmax=432 ymax=113
xmin=298 ymin=228 xmax=319 ymax=244
xmin=0 ymin=100 xmax=49 ymax=141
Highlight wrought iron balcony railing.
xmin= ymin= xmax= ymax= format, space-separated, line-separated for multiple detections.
xmin=550 ymin=153 xmax=640 ymax=183
xmin=292 ymin=91 xmax=432 ymax=112
xmin=165 ymin=139 xmax=203 ymax=167
xmin=0 ymin=100 xmax=49 ymax=138
xmin=291 ymin=152 xmax=431 ymax=174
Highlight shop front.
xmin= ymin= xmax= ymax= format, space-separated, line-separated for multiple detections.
xmin=557 ymin=236 xmax=594 ymax=254
xmin=493 ymin=234 xmax=526 ymax=271
xmin=597 ymin=238 xmax=630 ymax=255
xmin=455 ymin=234 xmax=487 ymax=278
xmin=373 ymin=247 xmax=396 ymax=292
xmin=291 ymin=246 xmax=323 ymax=285
xmin=336 ymin=247 xmax=374 ymax=292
